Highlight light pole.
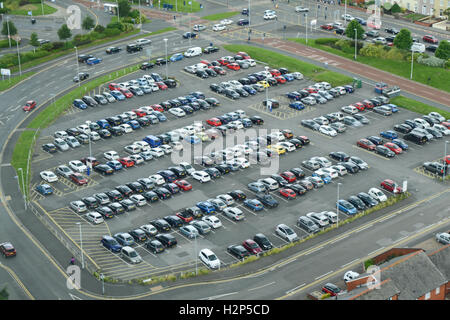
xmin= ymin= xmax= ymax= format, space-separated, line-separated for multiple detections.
xmin=18 ymin=168 xmax=27 ymax=210
xmin=410 ymin=50 xmax=414 ymax=80
xmin=100 ymin=273 xmax=105 ymax=295
xmin=116 ymin=0 xmax=120 ymax=20
xmin=336 ymin=182 xmax=342 ymax=228
xmin=354 ymin=28 xmax=357 ymax=60
xmin=138 ymin=0 xmax=142 ymax=33
xmin=344 ymin=0 xmax=347 ymax=26
xmin=74 ymin=46 xmax=80 ymax=87
xmin=6 ymin=16 xmax=11 ymax=48
xmin=189 ymin=14 xmax=192 ymax=47
xmin=41 ymin=0 xmax=44 ymax=15
xmin=194 ymin=233 xmax=198 ymax=275
xmin=248 ymin=0 xmax=251 ymax=26
xmin=305 ymin=13 xmax=308 ymax=44
xmin=16 ymin=39 xmax=22 ymax=76
xmin=163 ymin=38 xmax=168 ymax=79
xmin=76 ymin=222 xmax=85 ymax=269
xmin=444 ymin=141 xmax=449 ymax=180
xmin=265 ymin=66 xmax=269 ymax=106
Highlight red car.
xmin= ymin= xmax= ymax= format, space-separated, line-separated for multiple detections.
xmin=23 ymin=100 xmax=37 ymax=112
xmin=305 ymin=87 xmax=318 ymax=93
xmin=119 ymin=88 xmax=133 ymax=98
xmin=212 ymin=66 xmax=226 ymax=75
xmin=269 ymin=69 xmax=281 ymax=77
xmin=176 ymin=211 xmax=194 ymax=223
xmin=200 ymin=60 xmax=212 ymax=67
xmin=423 ymin=35 xmax=438 ymax=44
xmin=321 ymin=24 xmax=334 ymax=30
xmin=242 ymin=239 xmax=262 ymax=254
xmin=237 ymin=51 xmax=251 ymax=59
xmin=207 ymin=117 xmax=222 ymax=127
xmin=357 ymin=138 xmax=376 ymax=151
xmin=0 ymin=242 xmax=16 ymax=257
xmin=444 ymin=155 xmax=450 ymax=165
xmin=322 ymin=283 xmax=341 ymax=296
xmin=80 ymin=157 xmax=100 ymax=167
xmin=217 ymin=58 xmax=229 ymax=66
xmin=69 ymin=173 xmax=88 ymax=185
xmin=108 ymin=82 xmax=120 ymax=91
xmin=442 ymin=122 xmax=450 ymax=129
xmin=362 ymin=99 xmax=374 ymax=109
xmin=227 ymin=63 xmax=240 ymax=70
xmin=384 ymin=142 xmax=402 ymax=154
xmin=151 ymin=104 xmax=164 ymax=112
xmin=275 ymin=76 xmax=287 ymax=84
xmin=174 ymin=179 xmax=192 ymax=191
xmin=156 ymin=81 xmax=168 ymax=90
xmin=279 ymin=188 xmax=296 ymax=199
xmin=133 ymin=109 xmax=147 ymax=117
xmin=280 ymin=171 xmax=296 ymax=183
xmin=118 ymin=157 xmax=135 ymax=167
xmin=354 ymin=102 xmax=365 ymax=111
xmin=380 ymin=179 xmax=402 ymax=193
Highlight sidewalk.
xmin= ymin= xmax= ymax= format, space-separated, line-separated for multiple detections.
xmin=255 ymin=38 xmax=450 ymax=106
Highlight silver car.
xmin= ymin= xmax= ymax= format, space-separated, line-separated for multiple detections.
xmin=180 ymin=225 xmax=199 ymax=239
xmin=121 ymin=246 xmax=143 ymax=264
xmin=435 ymin=232 xmax=450 ymax=245
xmin=190 ymin=220 xmax=211 ymax=235
xmin=54 ymin=138 xmax=69 ymax=151
xmin=56 ymin=165 xmax=74 ymax=178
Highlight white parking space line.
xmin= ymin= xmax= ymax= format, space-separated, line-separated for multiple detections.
xmin=272 ymin=233 xmax=290 ymax=244
xmin=220 ymin=214 xmax=238 ymax=225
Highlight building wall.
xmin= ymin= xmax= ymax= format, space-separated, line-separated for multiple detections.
xmin=370 ymin=248 xmax=421 ymax=267
xmin=417 ymin=284 xmax=446 ymax=300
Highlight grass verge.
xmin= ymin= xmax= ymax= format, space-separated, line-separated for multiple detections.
xmin=11 ymin=130 xmax=38 ymax=196
xmin=289 ymin=38 xmax=450 ymax=93
xmin=201 ymin=11 xmax=239 ymax=21
xmin=390 ymin=96 xmax=450 ymax=119
xmin=223 ymin=44 xmax=353 ymax=87
xmin=0 ymin=71 xmax=36 ymax=92
xmin=10 ymin=3 xmax=57 ymax=15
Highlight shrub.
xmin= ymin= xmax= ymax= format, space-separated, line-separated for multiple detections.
xmin=315 ymin=38 xmax=339 ymax=45
xmin=41 ymin=43 xmax=53 ymax=51
xmin=391 ymin=3 xmax=401 ymax=13
xmin=107 ymin=21 xmax=124 ymax=31
xmin=94 ymin=25 xmax=105 ymax=33
xmin=360 ymin=44 xmax=385 ymax=57
xmin=19 ymin=0 xmax=30 ymax=6
xmin=73 ymin=34 xmax=91 ymax=46
xmin=435 ymin=40 xmax=450 ymax=60
xmin=417 ymin=55 xmax=446 ymax=67
xmin=51 ymin=41 xmax=65 ymax=50
xmin=104 ymin=27 xmax=121 ymax=37
xmin=385 ymin=47 xmax=407 ymax=60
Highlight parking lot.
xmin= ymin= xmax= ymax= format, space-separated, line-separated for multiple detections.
xmin=29 ymin=47 xmax=448 ymax=281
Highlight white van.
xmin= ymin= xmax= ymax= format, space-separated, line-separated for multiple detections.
xmin=411 ymin=42 xmax=425 ymax=53
xmin=184 ymin=47 xmax=202 ymax=57
xmin=166 ymin=131 xmax=181 ymax=142
xmin=193 ymin=63 xmax=208 ymax=70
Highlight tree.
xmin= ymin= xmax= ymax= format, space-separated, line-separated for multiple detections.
xmin=394 ymin=28 xmax=412 ymax=50
xmin=57 ymin=24 xmax=72 ymax=42
xmin=435 ymin=40 xmax=450 ymax=60
xmin=30 ymin=32 xmax=39 ymax=47
xmin=82 ymin=16 xmax=95 ymax=31
xmin=94 ymin=24 xmax=105 ymax=33
xmin=118 ymin=0 xmax=131 ymax=18
xmin=0 ymin=286 xmax=9 ymax=300
xmin=1 ymin=20 xmax=17 ymax=36
xmin=444 ymin=8 xmax=450 ymax=20
xmin=391 ymin=3 xmax=401 ymax=13
xmin=346 ymin=19 xmax=365 ymax=40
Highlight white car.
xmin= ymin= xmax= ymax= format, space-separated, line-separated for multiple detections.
xmin=319 ymin=125 xmax=338 ymax=137
xmin=295 ymin=6 xmax=309 ymax=12
xmin=54 ymin=138 xmax=69 ymax=151
xmin=428 ymin=112 xmax=445 ymax=123
xmin=264 ymin=13 xmax=277 ymax=20
xmin=124 ymin=144 xmax=141 ymax=154
xmin=202 ymin=216 xmax=222 ymax=229
xmin=216 ymin=194 xmax=234 ymax=205
xmin=341 ymin=105 xmax=359 ymax=114
xmin=331 ymin=165 xmax=348 ymax=176
xmin=319 ymin=81 xmax=332 ymax=90
xmin=306 ymin=212 xmax=330 ymax=227
xmin=149 ymin=174 xmax=165 ymax=185
xmin=129 ymin=154 xmax=144 ymax=165
xmin=179 ymin=162 xmax=195 ymax=175
xmin=246 ymin=59 xmax=256 ymax=67
xmin=149 ymin=147 xmax=165 ymax=157
xmin=220 ymin=19 xmax=233 ymax=25
xmin=104 ymin=150 xmax=119 ymax=161
xmin=54 ymin=130 xmax=68 ymax=139
xmin=140 ymin=224 xmax=158 ymax=236
xmin=160 ymin=145 xmax=173 ymax=154
xmin=275 ymin=224 xmax=299 ymax=242
xmin=230 ymin=120 xmax=244 ymax=130
xmin=192 ymin=171 xmax=211 ymax=183
xmin=133 ymin=141 xmax=151 ymax=152
xmin=40 ymin=170 xmax=58 ymax=182
xmin=433 ymin=124 xmax=450 ymax=136
xmin=234 ymin=144 xmax=253 ymax=155
xmin=291 ymin=72 xmax=304 ymax=80
xmin=175 ymin=128 xmax=189 ymax=138
xmin=368 ymin=187 xmax=388 ymax=202
xmin=136 ymin=38 xmax=151 ymax=46
xmin=321 ymin=211 xmax=338 ymax=224
xmin=232 ymin=157 xmax=250 ymax=169
xmin=213 ymin=24 xmax=226 ymax=31
xmin=184 ymin=125 xmax=196 ymax=135
xmin=193 ymin=24 xmax=206 ymax=31
xmin=413 ymin=118 xmax=430 ymax=128
xmin=129 ymin=194 xmax=147 ymax=206
xmin=270 ymin=131 xmax=286 ymax=142
xmin=184 ymin=65 xmax=197 ymax=74
xmin=172 ymin=141 xmax=183 ymax=151
xmin=199 ymin=248 xmax=221 ymax=269
xmin=277 ymin=142 xmax=296 ymax=152
xmin=123 ymin=111 xmax=138 ymax=120
xmin=85 ymin=211 xmax=104 ymax=224
xmin=56 ymin=165 xmax=74 ymax=178
xmin=310 ymin=156 xmax=332 ymax=168
xmin=65 ymin=136 xmax=80 ymax=148
xmin=77 ymin=124 xmax=91 ymax=134
xmin=149 ymin=83 xmax=159 ymax=91
xmin=169 ymin=108 xmax=186 ymax=117
xmin=223 ymin=207 xmax=244 ymax=221
xmin=119 ymin=124 xmax=133 ymax=133
xmin=69 ymin=160 xmax=87 ymax=173
xmin=341 ymin=14 xmax=354 ymax=21
xmin=89 ymin=131 xmax=101 ymax=141
xmin=343 ymin=271 xmax=360 ymax=282
xmin=319 ymin=167 xmax=339 ymax=179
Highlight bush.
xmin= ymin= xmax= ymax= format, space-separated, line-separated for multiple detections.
xmin=104 ymin=27 xmax=121 ymax=37
xmin=315 ymin=38 xmax=339 ymax=45
xmin=73 ymin=34 xmax=91 ymax=46
xmin=51 ymin=41 xmax=65 ymax=50
xmin=107 ymin=21 xmax=124 ymax=31
xmin=94 ymin=25 xmax=105 ymax=33
xmin=19 ymin=0 xmax=29 ymax=5
xmin=41 ymin=43 xmax=53 ymax=51
xmin=417 ymin=55 xmax=446 ymax=67
xmin=391 ymin=3 xmax=401 ymax=13
xmin=385 ymin=47 xmax=407 ymax=60
xmin=359 ymin=44 xmax=385 ymax=58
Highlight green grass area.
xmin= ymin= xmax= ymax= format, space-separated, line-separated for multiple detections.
xmin=289 ymin=38 xmax=450 ymax=93
xmin=11 ymin=130 xmax=38 ymax=196
xmin=404 ymin=13 xmax=427 ymax=21
xmin=128 ymin=0 xmax=201 ymax=12
xmin=201 ymin=11 xmax=239 ymax=21
xmin=10 ymin=3 xmax=57 ymax=16
xmin=140 ymin=26 xmax=177 ymax=37
xmin=223 ymin=44 xmax=353 ymax=87
xmin=390 ymin=96 xmax=450 ymax=119
xmin=0 ymin=71 xmax=36 ymax=92
xmin=0 ymin=39 xmax=19 ymax=49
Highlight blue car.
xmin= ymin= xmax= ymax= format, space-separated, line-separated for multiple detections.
xmin=243 ymin=86 xmax=256 ymax=95
xmin=35 ymin=184 xmax=53 ymax=195
xmin=170 ymin=53 xmax=184 ymax=62
xmin=97 ymin=119 xmax=110 ymax=129
xmin=185 ymin=135 xmax=201 ymax=144
xmin=196 ymin=201 xmax=216 ymax=214
xmin=101 ymin=235 xmax=122 ymax=253
xmin=86 ymin=57 xmax=102 ymax=65
xmin=73 ymin=99 xmax=88 ymax=110
xmin=286 ymin=91 xmax=302 ymax=101
xmin=241 ymin=118 xmax=253 ymax=128
xmin=386 ymin=104 xmax=399 ymax=113
xmin=127 ymin=120 xmax=141 ymax=130
xmin=190 ymin=91 xmax=205 ymax=99
xmin=154 ymin=112 xmax=167 ymax=122
xmin=243 ymin=199 xmax=264 ymax=211
xmin=114 ymin=233 xmax=135 ymax=246
xmin=227 ymin=112 xmax=240 ymax=121
xmin=344 ymin=85 xmax=354 ymax=93
xmin=106 ymin=160 xmax=123 ymax=171
xmin=184 ymin=95 xmax=197 ymax=103
xmin=312 ymin=172 xmax=332 ymax=184
xmin=110 ymin=90 xmax=125 ymax=101
xmin=337 ymin=200 xmax=357 ymax=215
xmin=289 ymin=101 xmax=305 ymax=110
xmin=283 ymin=73 xmax=295 ymax=81
xmin=380 ymin=130 xmax=398 ymax=140
xmin=392 ymin=138 xmax=408 ymax=150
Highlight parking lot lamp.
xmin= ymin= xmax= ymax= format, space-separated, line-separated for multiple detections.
xmin=265 ymin=66 xmax=269 ymax=107
xmin=74 ymin=46 xmax=80 ymax=87
xmin=337 ymin=182 xmax=342 ymax=228
xmin=16 ymin=39 xmax=22 ymax=76
xmin=444 ymin=141 xmax=449 ymax=180
xmin=248 ymin=0 xmax=251 ymax=26
xmin=18 ymin=168 xmax=27 ymax=210
xmin=195 ymin=234 xmax=198 ymax=275
xmin=410 ymin=50 xmax=414 ymax=80
xmin=76 ymin=222 xmax=85 ymax=269
xmin=354 ymin=28 xmax=357 ymax=60
xmin=163 ymin=38 xmax=168 ymax=79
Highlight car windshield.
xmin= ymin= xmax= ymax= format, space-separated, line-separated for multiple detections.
xmin=208 ymin=254 xmax=217 ymax=261
xmin=129 ymin=251 xmax=138 ymax=258
xmin=249 ymin=242 xmax=258 ymax=248
xmin=285 ymin=228 xmax=294 ymax=235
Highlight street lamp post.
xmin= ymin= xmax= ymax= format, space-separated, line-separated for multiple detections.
xmin=74 ymin=46 xmax=80 ymax=87
xmin=265 ymin=66 xmax=269 ymax=107
xmin=100 ymin=273 xmax=105 ymax=295
xmin=337 ymin=183 xmax=342 ymax=228
xmin=354 ymin=28 xmax=357 ymax=60
xmin=6 ymin=16 xmax=11 ymax=48
xmin=305 ymin=13 xmax=308 ymax=44
xmin=18 ymin=168 xmax=27 ymax=210
xmin=194 ymin=234 xmax=198 ymax=275
xmin=248 ymin=0 xmax=251 ymax=26
xmin=16 ymin=39 xmax=22 ymax=76
xmin=163 ymin=38 xmax=168 ymax=79
xmin=444 ymin=141 xmax=449 ymax=180
xmin=410 ymin=50 xmax=414 ymax=80
xmin=138 ymin=0 xmax=142 ymax=33
xmin=76 ymin=222 xmax=85 ymax=269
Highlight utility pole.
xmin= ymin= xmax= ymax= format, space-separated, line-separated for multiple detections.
xmin=337 ymin=183 xmax=341 ymax=228
xmin=74 ymin=46 xmax=80 ymax=87
xmin=16 ymin=39 xmax=22 ymax=76
xmin=305 ymin=13 xmax=308 ymax=44
xmin=354 ymin=28 xmax=357 ymax=60
xmin=76 ymin=222 xmax=85 ymax=269
xmin=6 ymin=16 xmax=11 ymax=48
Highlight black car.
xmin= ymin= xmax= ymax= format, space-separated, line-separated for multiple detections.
xmin=253 ymin=233 xmax=273 ymax=250
xmin=106 ymin=190 xmax=123 ymax=202
xmin=250 ymin=116 xmax=264 ymax=125
xmin=140 ymin=62 xmax=155 ymax=70
xmin=210 ymin=83 xmax=224 ymax=93
xmin=82 ymin=96 xmax=98 ymax=107
xmin=237 ymin=19 xmax=249 ymax=25
xmin=227 ymin=190 xmax=246 ymax=201
xmin=224 ymin=89 xmax=240 ymax=99
xmin=205 ymin=97 xmax=220 ymax=107
xmin=203 ymin=46 xmax=219 ymax=54
xmin=109 ymin=126 xmax=124 ymax=136
xmin=215 ymin=164 xmax=231 ymax=174
xmin=106 ymin=46 xmax=121 ymax=54
xmin=154 ymin=187 xmax=172 ymax=200
xmin=143 ymin=191 xmax=159 ymax=202
xmin=393 ymin=124 xmax=412 ymax=134
xmin=120 ymin=199 xmax=136 ymax=211
xmin=203 ymin=167 xmax=221 ymax=179
xmin=126 ymin=43 xmax=143 ymax=53
xmin=335 ymin=27 xmax=345 ymax=35
xmin=163 ymin=215 xmax=183 ymax=228
xmin=426 ymin=44 xmax=438 ymax=52
xmin=115 ymin=185 xmax=133 ymax=197
xmin=296 ymin=136 xmax=310 ymax=145
xmin=227 ymin=245 xmax=250 ymax=259
xmin=197 ymin=99 xmax=211 ymax=110
xmin=348 ymin=195 xmax=367 ymax=211
xmin=74 ymin=72 xmax=89 ymax=82
xmin=255 ymin=193 xmax=279 ymax=208
xmin=337 ymin=162 xmax=360 ymax=174
xmin=357 ymin=192 xmax=378 ymax=207
xmin=98 ymin=129 xmax=112 ymax=139
xmin=163 ymin=79 xmax=177 ymax=88
xmin=385 ymin=27 xmax=399 ymax=34
xmin=151 ymin=219 xmax=171 ymax=232
xmin=129 ymin=229 xmax=147 ymax=242
xmin=179 ymin=105 xmax=194 ymax=114
xmin=404 ymin=132 xmax=428 ymax=145
xmin=182 ymin=32 xmax=197 ymax=39
xmin=204 ymin=68 xmax=217 ymax=77
xmin=385 ymin=36 xmax=395 ymax=43
xmin=375 ymin=145 xmax=395 ymax=157
xmin=94 ymin=164 xmax=114 ymax=175
xmin=301 ymin=119 xmax=320 ymax=130
xmin=162 ymin=183 xmax=180 ymax=194
xmin=286 ymin=183 xmax=307 ymax=195
xmin=78 ymin=54 xmax=94 ymax=63
xmin=108 ymin=202 xmax=125 ymax=214
xmin=235 ymin=88 xmax=249 ymax=97
xmin=155 ymin=234 xmax=177 ymax=247
xmin=82 ymin=197 xmax=99 ymax=209
xmin=126 ymin=182 xmax=144 ymax=194
xmin=155 ymin=58 xmax=169 ymax=66
xmin=146 ymin=240 xmax=165 ymax=253
xmin=367 ymin=136 xmax=384 ymax=145
xmin=106 ymin=116 xmax=122 ymax=126
xmin=169 ymin=99 xmax=182 ymax=107
xmin=290 ymin=167 xmax=305 ymax=178
xmin=369 ymin=98 xmax=382 ymax=107
xmin=329 ymin=151 xmax=350 ymax=162
xmin=168 ymin=166 xmax=187 ymax=178
xmin=96 ymin=206 xmax=114 ymax=219
xmin=42 ymin=143 xmax=57 ymax=153
xmin=271 ymin=174 xmax=288 ymax=187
